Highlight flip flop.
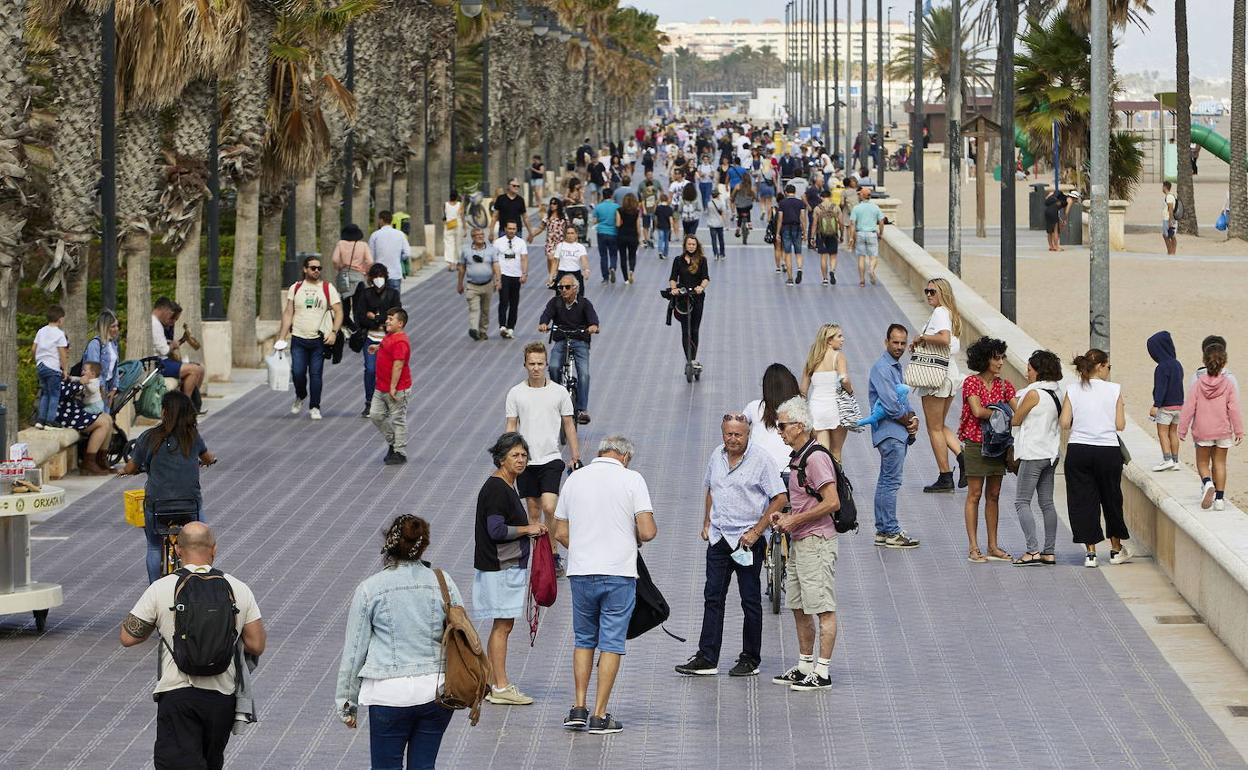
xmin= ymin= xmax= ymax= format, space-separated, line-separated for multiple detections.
xmin=967 ymin=549 xmax=988 ymax=564
xmin=1013 ymin=552 xmax=1044 ymax=567
xmin=985 ymin=549 xmax=1013 ymax=562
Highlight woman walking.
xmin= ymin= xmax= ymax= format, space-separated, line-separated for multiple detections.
xmin=1061 ymin=349 xmax=1130 ymax=568
xmin=443 ymin=190 xmax=464 ymax=270
xmin=800 ymin=323 xmax=854 ymax=460
xmin=743 ymin=363 xmax=803 ymax=478
xmin=679 ymin=183 xmax=703 ymax=239
xmin=615 ymin=193 xmax=642 ymax=284
xmin=957 ymin=337 xmax=1016 ymax=563
xmin=533 ymin=197 xmax=569 ymax=280
xmin=731 ymin=175 xmax=755 ymax=241
xmin=913 ymin=277 xmax=967 ymax=492
xmin=474 ymin=433 xmax=547 ymax=706
xmin=705 ymin=188 xmax=729 ymax=260
xmin=757 ymin=167 xmax=776 ymax=224
xmin=1179 ymin=343 xmax=1243 ymax=510
xmin=353 ymin=263 xmax=402 ymax=418
xmin=1011 ymin=350 xmax=1063 ymax=566
xmin=335 ymin=514 xmax=461 ymax=769
xmin=331 ymin=224 xmax=373 ymax=326
xmin=668 ymin=235 xmax=710 ymax=372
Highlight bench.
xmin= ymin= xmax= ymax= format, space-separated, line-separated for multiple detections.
xmin=17 ymin=427 xmax=80 ymax=480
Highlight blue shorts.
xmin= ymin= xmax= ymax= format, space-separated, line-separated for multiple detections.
xmin=781 ymin=227 xmax=803 ymax=254
xmin=569 ymin=575 xmax=637 ymax=655
xmin=159 ymin=357 xmax=182 ymax=378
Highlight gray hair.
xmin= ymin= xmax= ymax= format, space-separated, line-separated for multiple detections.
xmin=597 ymin=435 xmax=635 ymax=459
xmin=488 ymin=432 xmax=530 ymax=468
xmin=777 ymin=396 xmax=813 ymax=431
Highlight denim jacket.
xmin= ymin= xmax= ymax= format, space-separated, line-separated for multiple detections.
xmin=334 ymin=561 xmax=462 ymax=708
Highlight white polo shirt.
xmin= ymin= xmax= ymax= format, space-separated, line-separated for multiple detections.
xmin=555 ymin=457 xmax=653 ymax=578
xmin=492 ymin=235 xmax=528 ymax=278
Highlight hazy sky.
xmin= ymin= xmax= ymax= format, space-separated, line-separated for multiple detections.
xmin=633 ymin=0 xmax=1236 ymax=80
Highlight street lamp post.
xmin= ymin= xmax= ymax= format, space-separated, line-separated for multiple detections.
xmin=859 ymin=0 xmax=868 ymax=172
xmin=948 ymin=0 xmax=962 ymax=276
xmin=823 ymin=0 xmax=830 ymax=142
xmin=1089 ymin=0 xmax=1110 ymax=351
xmin=461 ymin=0 xmax=487 ymax=192
xmin=999 ymin=0 xmax=1017 ymax=321
xmin=203 ymin=79 xmax=225 ymax=320
xmin=911 ymin=0 xmax=924 ymax=246
xmin=100 ymin=2 xmax=117 ymax=312
xmin=833 ymin=0 xmax=840 ymax=158
xmin=342 ymin=24 xmax=355 ymax=226
xmin=877 ymin=0 xmax=885 ymax=185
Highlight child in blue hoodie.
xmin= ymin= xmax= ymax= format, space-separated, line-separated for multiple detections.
xmin=1147 ymin=330 xmax=1185 ymax=471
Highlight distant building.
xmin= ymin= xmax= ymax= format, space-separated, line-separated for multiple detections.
xmin=660 ymin=16 xmax=906 ymax=62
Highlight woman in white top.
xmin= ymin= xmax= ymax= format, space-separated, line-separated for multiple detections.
xmin=329 ymin=224 xmax=373 ymax=326
xmin=1010 ymin=350 xmax=1064 ymax=566
xmin=443 ymin=191 xmax=463 ymax=270
xmin=744 ymin=363 xmax=803 ymax=478
xmin=705 ymin=187 xmax=729 ymax=260
xmin=911 ymin=277 xmax=966 ymax=492
xmin=800 ymin=323 xmax=854 ymax=461
xmin=1060 ymin=349 xmax=1130 ymax=569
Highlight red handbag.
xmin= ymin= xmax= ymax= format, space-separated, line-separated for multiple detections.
xmin=526 ymin=534 xmax=558 ymax=645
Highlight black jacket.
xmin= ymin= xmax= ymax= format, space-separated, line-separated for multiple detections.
xmin=539 ymin=296 xmax=600 ymax=345
xmin=352 ymin=284 xmax=402 ymax=333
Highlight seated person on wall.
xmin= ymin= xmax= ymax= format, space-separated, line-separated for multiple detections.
xmin=151 ymin=297 xmax=206 ymax=412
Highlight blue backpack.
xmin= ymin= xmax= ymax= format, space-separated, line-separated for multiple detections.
xmin=981 ymin=402 xmax=1015 ymax=459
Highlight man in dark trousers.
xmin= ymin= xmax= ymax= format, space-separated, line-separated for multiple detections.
xmin=538 ymin=276 xmax=600 ymax=424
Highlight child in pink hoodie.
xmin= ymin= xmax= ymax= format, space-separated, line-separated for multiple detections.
xmin=1179 ymin=344 xmax=1244 ymax=510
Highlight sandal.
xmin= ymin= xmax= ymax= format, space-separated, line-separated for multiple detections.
xmin=986 ymin=548 xmax=1013 ymax=562
xmin=1013 ymin=551 xmax=1044 ymax=567
xmin=1040 ymin=553 xmax=1057 ymax=565
xmin=967 ymin=548 xmax=988 ymax=564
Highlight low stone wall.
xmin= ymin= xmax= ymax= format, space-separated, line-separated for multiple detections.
xmin=879 ymin=226 xmax=1248 ymax=669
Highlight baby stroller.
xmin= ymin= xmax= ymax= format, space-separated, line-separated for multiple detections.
xmin=89 ymin=356 xmax=164 ymax=467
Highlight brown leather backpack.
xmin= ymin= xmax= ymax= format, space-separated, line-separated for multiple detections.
xmin=433 ymin=569 xmax=491 ymax=725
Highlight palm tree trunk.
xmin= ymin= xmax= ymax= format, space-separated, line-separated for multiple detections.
xmin=174 ymin=209 xmax=204 ymax=354
xmin=1175 ymin=0 xmax=1197 ymax=234
xmin=118 ymin=111 xmax=161 ymax=358
xmin=296 ymin=174 xmax=319 ymax=257
xmin=229 ymin=176 xmax=260 ymax=365
xmin=259 ymin=195 xmax=283 ymax=320
xmin=123 ymin=229 xmax=152 ymax=359
xmin=1231 ymin=0 xmax=1247 ymax=240
xmin=375 ymin=160 xmax=393 ymax=214
xmin=318 ymin=184 xmax=340 ymax=287
xmin=352 ymin=164 xmax=371 ymax=231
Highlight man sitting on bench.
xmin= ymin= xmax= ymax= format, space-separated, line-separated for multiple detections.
xmin=151 ymin=297 xmax=205 ymax=406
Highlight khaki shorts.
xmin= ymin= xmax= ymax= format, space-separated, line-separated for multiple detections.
xmin=785 ymin=534 xmax=838 ymax=614
xmin=1154 ymin=407 xmax=1182 ymax=426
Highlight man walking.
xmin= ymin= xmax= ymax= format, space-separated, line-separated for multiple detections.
xmin=120 ymin=522 xmax=265 ymax=770
xmin=275 ymin=254 xmax=343 ymax=420
xmin=555 ymin=436 xmax=657 ymax=735
xmin=867 ymin=324 xmax=922 ymax=548
xmin=848 ymin=186 xmax=886 ymax=286
xmin=777 ymin=184 xmax=807 ymax=285
xmin=491 ymin=178 xmax=530 ymax=239
xmin=676 ymin=413 xmax=786 ymax=678
xmin=369 ymin=308 xmax=411 ymax=465
xmin=493 ymin=220 xmax=529 ymax=339
xmin=456 ymin=227 xmax=500 ymax=341
xmin=368 ymin=210 xmax=409 ymax=290
xmin=638 ymin=170 xmax=660 ymax=248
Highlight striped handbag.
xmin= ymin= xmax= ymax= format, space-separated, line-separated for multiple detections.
xmin=904 ymin=343 xmax=951 ymax=390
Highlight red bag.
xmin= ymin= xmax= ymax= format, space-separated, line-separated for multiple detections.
xmin=526 ymin=534 xmax=558 ymax=646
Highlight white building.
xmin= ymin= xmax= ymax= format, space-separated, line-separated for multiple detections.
xmin=659 ymin=16 xmax=907 ymax=65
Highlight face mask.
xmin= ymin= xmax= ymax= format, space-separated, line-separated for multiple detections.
xmin=730 ymin=545 xmax=754 ymax=567
xmin=372 ymin=277 xmax=385 ymax=289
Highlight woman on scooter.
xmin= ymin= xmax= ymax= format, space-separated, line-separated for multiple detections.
xmin=668 ymin=235 xmax=710 ymax=373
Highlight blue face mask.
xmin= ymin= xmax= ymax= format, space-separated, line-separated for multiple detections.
xmin=731 ymin=545 xmax=754 ymax=567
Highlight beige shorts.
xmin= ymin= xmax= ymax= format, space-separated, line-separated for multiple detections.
xmin=1195 ymin=438 xmax=1235 ymax=448
xmin=785 ymin=534 xmax=838 ymax=614
xmin=1154 ymin=407 xmax=1182 ymax=426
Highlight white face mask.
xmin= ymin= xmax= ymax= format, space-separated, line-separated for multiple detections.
xmin=372 ymin=277 xmax=386 ymax=289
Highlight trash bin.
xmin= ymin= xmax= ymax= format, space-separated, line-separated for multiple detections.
xmin=1060 ymin=201 xmax=1084 ymax=246
xmin=1029 ymin=183 xmax=1048 ymax=231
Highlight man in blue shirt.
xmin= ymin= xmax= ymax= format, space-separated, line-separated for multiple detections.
xmin=726 ymin=161 xmax=749 ymax=190
xmin=867 ymin=324 xmax=921 ymax=548
xmin=593 ymin=191 xmax=621 ymax=284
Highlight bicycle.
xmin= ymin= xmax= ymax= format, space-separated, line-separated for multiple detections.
xmin=547 ymin=323 xmax=586 ymax=446
xmin=154 ymin=506 xmax=198 ymax=578
xmin=763 ymin=471 xmax=792 ymax=614
xmin=735 ymin=206 xmax=752 ymax=245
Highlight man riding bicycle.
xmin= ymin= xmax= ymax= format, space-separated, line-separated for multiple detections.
xmin=538 ymin=278 xmax=600 ymax=425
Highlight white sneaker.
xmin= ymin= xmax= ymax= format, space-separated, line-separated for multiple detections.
xmin=1109 ymin=548 xmax=1131 ymax=565
xmin=290 ymin=398 xmax=303 ymax=415
xmin=309 ymin=408 xmax=322 ymax=420
xmin=1214 ymin=498 xmax=1226 ymax=511
xmin=1151 ymin=460 xmax=1175 ymax=472
xmin=1084 ymin=552 xmax=1098 ymax=568
xmin=1201 ymin=480 xmax=1216 ymax=509
xmin=1171 ymin=462 xmax=1184 ymax=471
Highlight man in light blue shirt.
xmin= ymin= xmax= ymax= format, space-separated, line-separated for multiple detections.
xmin=593 ymin=192 xmax=621 ymax=284
xmin=867 ymin=324 xmax=920 ymax=548
xmin=368 ymin=209 xmax=410 ymax=291
xmin=455 ymin=227 xmax=500 ymax=341
xmin=675 ymin=413 xmax=787 ymax=678
xmin=848 ymin=187 xmax=886 ymax=286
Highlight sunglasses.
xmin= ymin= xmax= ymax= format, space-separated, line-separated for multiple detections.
xmin=923 ymin=288 xmax=936 ymax=296
xmin=722 ymin=413 xmax=747 ymax=423
xmin=776 ymin=421 xmax=796 ymax=431
xmin=558 ymin=285 xmax=576 ymax=291
xmin=307 ymin=265 xmax=322 ymax=271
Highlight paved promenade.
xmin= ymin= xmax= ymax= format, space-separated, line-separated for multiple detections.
xmin=0 ymin=239 xmax=1243 ymax=769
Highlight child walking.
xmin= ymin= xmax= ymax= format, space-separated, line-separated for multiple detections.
xmin=1179 ymin=343 xmax=1243 ymax=510
xmin=368 ymin=308 xmax=412 ymax=466
xmin=33 ymin=305 xmax=69 ymax=429
xmin=1147 ymin=331 xmax=1185 ymax=471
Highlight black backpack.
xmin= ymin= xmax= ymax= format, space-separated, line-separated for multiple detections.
xmin=627 ymin=552 xmax=685 ymax=642
xmin=159 ymin=568 xmax=241 ymax=677
xmin=793 ymin=442 xmax=859 ymax=534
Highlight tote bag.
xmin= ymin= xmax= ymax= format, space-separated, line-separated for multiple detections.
xmin=904 ymin=343 xmax=951 ymax=390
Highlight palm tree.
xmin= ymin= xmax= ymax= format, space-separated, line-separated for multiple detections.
xmin=886 ymin=5 xmax=993 ymax=128
xmin=0 ymin=0 xmax=32 ymax=442
xmin=1232 ymin=0 xmax=1247 ymax=240
xmin=117 ymin=110 xmax=161 ymax=358
xmin=1175 ymin=0 xmax=1196 ymax=234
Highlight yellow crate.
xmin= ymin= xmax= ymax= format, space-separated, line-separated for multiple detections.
xmin=124 ymin=489 xmax=145 ymax=528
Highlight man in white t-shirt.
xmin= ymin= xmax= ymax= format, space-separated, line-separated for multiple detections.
xmin=506 ymin=341 xmax=581 ymax=574
xmin=492 ymin=221 xmax=529 ymax=339
xmin=1161 ymin=181 xmax=1178 ymax=255
xmin=32 ymin=305 xmax=69 ymax=428
xmin=275 ymin=255 xmax=343 ymax=420
xmin=151 ymin=296 xmax=206 ymax=401
xmin=554 ymin=436 xmax=657 ymax=735
xmin=120 ymin=523 xmax=265 ymax=770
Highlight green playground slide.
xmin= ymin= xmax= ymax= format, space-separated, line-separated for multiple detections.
xmin=992 ymin=127 xmax=1037 ymax=180
xmin=1190 ymin=123 xmax=1247 ymax=169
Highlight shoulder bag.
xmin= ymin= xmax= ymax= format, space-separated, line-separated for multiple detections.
xmin=904 ymin=342 xmax=951 ymax=390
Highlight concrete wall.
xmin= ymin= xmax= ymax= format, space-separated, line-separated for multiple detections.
xmin=878 ymin=227 xmax=1248 ymax=670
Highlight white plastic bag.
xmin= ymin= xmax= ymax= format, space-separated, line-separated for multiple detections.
xmin=266 ymin=349 xmax=291 ymax=392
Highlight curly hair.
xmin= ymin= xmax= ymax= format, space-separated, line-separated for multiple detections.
xmin=382 ymin=515 xmax=431 ymax=567
xmin=966 ymin=336 xmax=1008 ymax=373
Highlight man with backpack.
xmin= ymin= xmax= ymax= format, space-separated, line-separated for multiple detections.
xmin=770 ymin=396 xmax=845 ymax=692
xmin=675 ymin=413 xmax=786 ymax=679
xmin=120 ymin=522 xmax=265 ymax=770
xmin=275 ymin=254 xmax=344 ymax=421
xmin=812 ymin=189 xmax=841 ymax=285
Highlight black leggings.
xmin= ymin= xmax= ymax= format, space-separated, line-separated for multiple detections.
xmin=1063 ymin=443 xmax=1128 ymax=545
xmin=498 ymin=275 xmax=521 ymax=330
xmin=618 ymin=239 xmax=638 ymax=278
xmin=677 ymin=296 xmax=705 ymax=361
xmin=682 ymin=219 xmax=699 ymax=238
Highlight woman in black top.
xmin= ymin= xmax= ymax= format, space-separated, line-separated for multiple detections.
xmin=353 ymin=263 xmax=402 ymax=417
xmin=615 ymin=194 xmax=643 ymax=285
xmin=668 ymin=235 xmax=711 ymax=370
xmin=472 ymin=433 xmax=546 ymax=705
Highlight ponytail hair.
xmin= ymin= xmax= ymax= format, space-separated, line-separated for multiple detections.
xmin=1072 ymin=348 xmax=1109 ymax=384
xmin=1204 ymin=343 xmax=1228 ymax=377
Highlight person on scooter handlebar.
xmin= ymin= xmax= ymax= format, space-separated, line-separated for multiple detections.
xmin=538 ymin=279 xmax=600 ymax=424
xmin=668 ymin=235 xmax=710 ymax=372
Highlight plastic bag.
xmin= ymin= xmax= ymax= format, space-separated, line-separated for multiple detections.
xmin=266 ymin=349 xmax=291 ymax=392
xmin=1216 ymin=210 xmax=1229 ymax=232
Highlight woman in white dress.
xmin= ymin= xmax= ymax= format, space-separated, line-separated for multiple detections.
xmin=912 ymin=277 xmax=966 ymax=492
xmin=443 ymin=191 xmax=463 ymax=271
xmin=743 ymin=363 xmax=803 ymax=480
xmin=800 ymin=323 xmax=854 ymax=460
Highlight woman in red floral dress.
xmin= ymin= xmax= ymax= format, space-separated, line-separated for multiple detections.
xmin=958 ymin=337 xmax=1018 ymax=563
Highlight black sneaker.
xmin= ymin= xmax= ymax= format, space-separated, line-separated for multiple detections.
xmin=956 ymin=452 xmax=969 ymax=488
xmin=774 ymin=266 xmax=782 ymax=273
xmin=384 ymin=452 xmax=407 ymax=466
xmin=923 ymin=474 xmax=955 ymax=493
xmin=360 ymin=408 xmax=371 ymax=418
xmin=675 ymin=654 xmax=718 ymax=676
xmin=728 ymin=657 xmax=759 ymax=677
xmin=587 ymin=713 xmax=623 ymax=734
xmin=610 ymin=270 xmax=616 ymax=284
xmin=468 ymin=329 xmax=480 ymax=341
xmin=384 ymin=445 xmax=394 ymax=462
xmin=795 ymin=269 xmax=803 ymax=284
xmin=790 ymin=672 xmax=832 ymax=692
xmin=873 ymin=531 xmax=888 ymax=546
xmin=830 ymin=272 xmax=837 ymax=285
xmin=772 ymin=665 xmax=806 ymax=686
xmin=563 ymin=706 xmax=589 ymax=730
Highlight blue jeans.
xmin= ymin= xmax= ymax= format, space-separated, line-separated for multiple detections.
xmin=698 ymin=181 xmax=713 ymax=206
xmin=656 ymin=228 xmax=670 ymax=256
xmin=290 ymin=335 xmax=325 ymax=409
xmin=143 ymin=497 xmax=203 ymax=584
xmin=874 ymin=437 xmax=907 ymax=535
xmin=549 ymin=338 xmax=590 ymax=414
xmin=569 ymin=575 xmax=637 ymax=654
xmin=781 ymin=226 xmax=803 ymax=254
xmin=363 ymin=343 xmax=378 ymax=411
xmin=708 ymin=227 xmax=725 ymax=257
xmin=596 ymin=233 xmax=618 ymax=275
xmin=387 ymin=278 xmax=402 ymax=292
xmin=36 ymin=364 xmax=61 ymax=424
xmin=368 ymin=702 xmax=453 ymax=770
xmin=697 ymin=537 xmax=764 ymax=666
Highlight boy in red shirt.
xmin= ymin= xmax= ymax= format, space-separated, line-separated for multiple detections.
xmin=368 ymin=308 xmax=412 ymax=465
